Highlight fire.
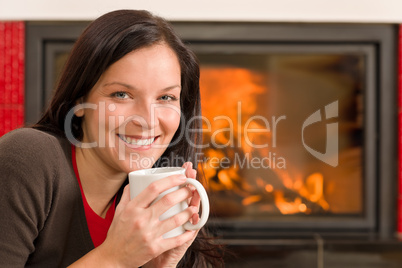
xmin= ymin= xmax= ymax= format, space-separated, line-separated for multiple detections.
xmin=242 ymin=195 xmax=262 ymax=206
xmin=217 ymin=170 xmax=234 ymax=190
xmin=200 ymin=67 xmax=267 ymax=153
xmin=274 ymin=192 xmax=307 ymax=215
xmin=272 ymin=171 xmax=330 ymax=215
xmin=304 ymin=173 xmax=330 ymax=211
xmin=265 ymin=184 xmax=274 ymax=193
xmin=199 ymin=67 xmax=332 ymax=216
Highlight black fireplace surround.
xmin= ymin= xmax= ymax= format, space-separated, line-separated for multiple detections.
xmin=25 ymin=21 xmax=400 ymax=267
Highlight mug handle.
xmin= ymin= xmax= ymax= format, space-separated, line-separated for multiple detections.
xmin=183 ymin=178 xmax=210 ymax=230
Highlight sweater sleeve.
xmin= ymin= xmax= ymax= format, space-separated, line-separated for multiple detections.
xmin=0 ymin=129 xmax=58 ymax=266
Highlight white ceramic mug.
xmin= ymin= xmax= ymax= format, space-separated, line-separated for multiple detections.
xmin=129 ymin=167 xmax=210 ymax=238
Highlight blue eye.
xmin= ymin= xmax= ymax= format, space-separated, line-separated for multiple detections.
xmin=113 ymin=92 xmax=129 ymax=99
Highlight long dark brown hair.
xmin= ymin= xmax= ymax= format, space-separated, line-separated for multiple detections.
xmin=34 ymin=9 xmax=223 ymax=267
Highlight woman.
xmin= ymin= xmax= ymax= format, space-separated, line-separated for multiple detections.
xmin=0 ymin=10 xmax=223 ymax=267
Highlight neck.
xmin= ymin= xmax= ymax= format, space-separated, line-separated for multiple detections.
xmin=75 ymin=147 xmax=126 ymax=218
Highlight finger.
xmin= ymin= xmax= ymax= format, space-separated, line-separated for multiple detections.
xmin=152 ymin=186 xmax=193 ymax=215
xmin=188 ymin=189 xmax=201 ymax=224
xmin=182 ymin=162 xmax=191 ymax=170
xmin=189 ymin=188 xmax=201 ymax=208
xmin=185 ymin=184 xmax=195 ymax=204
xmin=158 ymin=206 xmax=198 ymax=237
xmin=191 ymin=211 xmax=200 ymax=225
xmin=160 ymin=229 xmax=198 ymax=251
xmin=183 ymin=162 xmax=197 ymax=179
xmin=187 ymin=169 xmax=197 ymax=180
xmin=133 ymin=174 xmax=186 ymax=207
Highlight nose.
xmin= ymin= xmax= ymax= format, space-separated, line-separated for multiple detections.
xmin=128 ymin=100 xmax=160 ymax=130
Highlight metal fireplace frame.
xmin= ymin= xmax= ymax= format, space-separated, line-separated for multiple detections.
xmin=173 ymin=23 xmax=398 ymax=239
xmin=26 ymin=22 xmax=398 ymax=239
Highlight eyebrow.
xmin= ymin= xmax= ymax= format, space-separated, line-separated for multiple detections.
xmin=103 ymin=82 xmax=181 ymax=92
xmin=103 ymin=82 xmax=134 ymax=89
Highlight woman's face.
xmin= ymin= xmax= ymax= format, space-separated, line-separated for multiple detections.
xmin=76 ymin=43 xmax=182 ymax=173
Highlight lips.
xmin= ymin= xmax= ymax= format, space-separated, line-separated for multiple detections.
xmin=118 ymin=134 xmax=157 ymax=146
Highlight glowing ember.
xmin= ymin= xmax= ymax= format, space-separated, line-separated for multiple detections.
xmin=265 ymin=184 xmax=274 ymax=193
xmin=274 ymin=192 xmax=306 ymax=215
xmin=242 ymin=195 xmax=262 ymax=206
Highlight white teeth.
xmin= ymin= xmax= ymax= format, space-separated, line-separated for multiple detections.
xmin=137 ymin=139 xmax=145 ymax=146
xmin=120 ymin=135 xmax=155 ymax=146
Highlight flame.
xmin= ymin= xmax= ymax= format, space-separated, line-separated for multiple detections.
xmin=304 ymin=173 xmax=330 ymax=210
xmin=217 ymin=170 xmax=234 ymax=190
xmin=199 ymin=67 xmax=332 ymax=216
xmin=274 ymin=191 xmax=307 ymax=215
xmin=306 ymin=173 xmax=324 ymax=202
xmin=242 ymin=195 xmax=262 ymax=206
xmin=200 ymin=67 xmax=266 ymax=153
xmin=272 ymin=171 xmax=330 ymax=214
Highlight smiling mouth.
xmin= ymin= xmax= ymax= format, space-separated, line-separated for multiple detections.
xmin=118 ymin=134 xmax=157 ymax=146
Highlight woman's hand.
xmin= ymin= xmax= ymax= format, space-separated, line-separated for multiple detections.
xmin=142 ymin=162 xmax=201 ymax=268
xmin=94 ymin=165 xmax=200 ymax=268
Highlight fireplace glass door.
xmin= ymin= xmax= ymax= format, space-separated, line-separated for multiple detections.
xmin=190 ymin=43 xmax=376 ymax=233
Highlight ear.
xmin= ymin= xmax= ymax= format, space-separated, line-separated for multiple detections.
xmin=74 ymin=98 xmax=85 ymax=117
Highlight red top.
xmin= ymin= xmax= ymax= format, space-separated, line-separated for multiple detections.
xmin=72 ymin=145 xmax=116 ymax=248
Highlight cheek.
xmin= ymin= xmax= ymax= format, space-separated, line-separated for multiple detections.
xmin=160 ymin=108 xmax=181 ymax=134
xmin=82 ymin=106 xmax=120 ymax=140
xmin=83 ymin=109 xmax=100 ymax=133
xmin=99 ymin=104 xmax=125 ymax=129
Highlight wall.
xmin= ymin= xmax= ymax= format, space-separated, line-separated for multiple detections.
xmin=1 ymin=0 xmax=402 ymax=23
xmin=0 ymin=22 xmax=24 ymax=136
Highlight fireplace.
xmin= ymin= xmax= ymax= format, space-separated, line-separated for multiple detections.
xmin=25 ymin=22 xmax=400 ymax=266
xmin=198 ymin=46 xmax=366 ymax=221
xmin=173 ymin=23 xmax=397 ymax=240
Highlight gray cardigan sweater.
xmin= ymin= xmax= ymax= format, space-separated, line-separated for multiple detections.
xmin=0 ymin=128 xmax=96 ymax=267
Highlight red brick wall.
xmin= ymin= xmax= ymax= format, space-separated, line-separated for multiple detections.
xmin=0 ymin=21 xmax=24 ymax=137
